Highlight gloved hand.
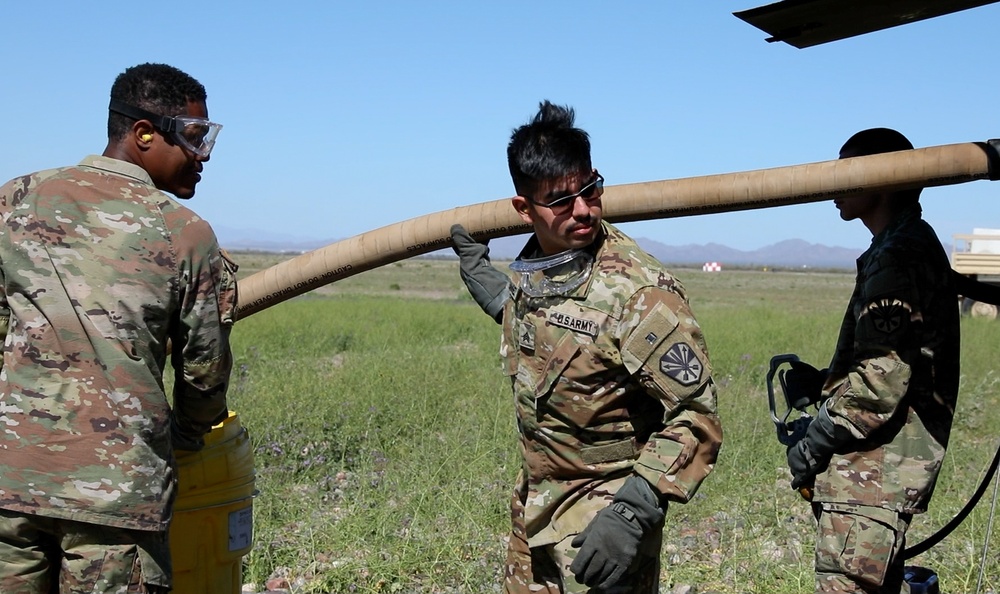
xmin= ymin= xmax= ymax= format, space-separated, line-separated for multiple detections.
xmin=786 ymin=437 xmax=821 ymax=491
xmin=570 ymin=476 xmax=665 ymax=590
xmin=786 ymin=403 xmax=854 ymax=491
xmin=450 ymin=224 xmax=511 ymax=323
xmin=783 ymin=360 xmax=828 ymax=411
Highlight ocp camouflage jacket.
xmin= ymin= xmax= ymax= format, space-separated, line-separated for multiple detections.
xmin=501 ymin=222 xmax=723 ymax=547
xmin=817 ymin=204 xmax=960 ymax=514
xmin=0 ymin=156 xmax=237 ymax=531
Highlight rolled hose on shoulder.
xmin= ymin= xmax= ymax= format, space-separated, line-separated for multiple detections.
xmin=236 ymin=140 xmax=1000 ymax=319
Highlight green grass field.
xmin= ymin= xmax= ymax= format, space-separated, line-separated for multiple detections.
xmin=221 ymin=255 xmax=1000 ymax=593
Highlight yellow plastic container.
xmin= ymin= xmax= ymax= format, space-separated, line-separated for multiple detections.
xmin=169 ymin=412 xmax=256 ymax=594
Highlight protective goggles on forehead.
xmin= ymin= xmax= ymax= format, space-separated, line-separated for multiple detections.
xmin=509 ymin=248 xmax=594 ymax=298
xmin=109 ymin=99 xmax=222 ymax=158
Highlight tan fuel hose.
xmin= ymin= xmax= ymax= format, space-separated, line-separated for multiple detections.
xmin=236 ymin=141 xmax=1000 ymax=318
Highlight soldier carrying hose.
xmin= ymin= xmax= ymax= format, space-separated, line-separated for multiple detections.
xmin=782 ymin=128 xmax=960 ymax=594
xmin=0 ymin=63 xmax=236 ymax=594
xmin=452 ymin=101 xmax=723 ymax=593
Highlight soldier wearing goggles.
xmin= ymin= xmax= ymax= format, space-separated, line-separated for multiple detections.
xmin=109 ymin=99 xmax=222 ymax=159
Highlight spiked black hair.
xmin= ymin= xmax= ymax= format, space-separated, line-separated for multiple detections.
xmin=507 ymin=101 xmax=592 ymax=198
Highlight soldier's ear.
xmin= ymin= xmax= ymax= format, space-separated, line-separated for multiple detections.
xmin=512 ymin=196 xmax=533 ymax=224
xmin=132 ymin=121 xmax=156 ymax=151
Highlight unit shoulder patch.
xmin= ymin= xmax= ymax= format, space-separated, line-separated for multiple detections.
xmin=659 ymin=342 xmax=704 ymax=386
xmin=867 ymin=298 xmax=906 ymax=334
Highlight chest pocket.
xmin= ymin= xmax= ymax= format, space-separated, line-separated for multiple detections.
xmin=530 ymin=331 xmax=580 ymax=399
xmin=504 ymin=316 xmax=582 ymax=397
xmin=505 ymin=307 xmax=605 ymax=399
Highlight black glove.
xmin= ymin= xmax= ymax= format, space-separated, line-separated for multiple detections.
xmin=786 ymin=404 xmax=854 ymax=490
xmin=450 ymin=224 xmax=511 ymax=323
xmin=570 ymin=476 xmax=665 ymax=590
xmin=786 ymin=437 xmax=821 ymax=491
xmin=783 ymin=360 xmax=828 ymax=411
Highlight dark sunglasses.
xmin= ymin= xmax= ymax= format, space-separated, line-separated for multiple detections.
xmin=530 ymin=172 xmax=605 ymax=210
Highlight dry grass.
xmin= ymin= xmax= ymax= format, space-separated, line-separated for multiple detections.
xmin=222 ymin=251 xmax=999 ymax=594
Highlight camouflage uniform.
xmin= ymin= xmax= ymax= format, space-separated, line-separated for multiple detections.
xmin=0 ymin=156 xmax=237 ymax=593
xmin=812 ymin=203 xmax=959 ymax=593
xmin=501 ymin=222 xmax=722 ymax=593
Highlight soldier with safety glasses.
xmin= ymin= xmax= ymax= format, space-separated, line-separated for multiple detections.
xmin=0 ymin=63 xmax=236 ymax=594
xmin=451 ymin=101 xmax=723 ymax=593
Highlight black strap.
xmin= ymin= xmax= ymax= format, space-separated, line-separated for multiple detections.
xmin=952 ymin=269 xmax=1000 ymax=306
xmin=900 ymin=270 xmax=1000 ymax=558
xmin=108 ymin=99 xmax=180 ymax=133
xmin=974 ymin=139 xmax=1000 ymax=181
xmin=904 ymin=438 xmax=1000 ymax=559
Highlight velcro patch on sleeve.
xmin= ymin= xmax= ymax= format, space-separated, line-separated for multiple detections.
xmin=621 ymin=301 xmax=679 ymax=374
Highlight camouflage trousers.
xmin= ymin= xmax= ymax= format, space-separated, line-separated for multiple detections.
xmin=0 ymin=509 xmax=171 ymax=594
xmin=813 ymin=502 xmax=912 ymax=594
xmin=503 ymin=485 xmax=661 ymax=594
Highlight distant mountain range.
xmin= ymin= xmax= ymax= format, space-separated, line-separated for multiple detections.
xmin=637 ymin=237 xmax=863 ymax=269
xmin=215 ymin=226 xmax=874 ymax=270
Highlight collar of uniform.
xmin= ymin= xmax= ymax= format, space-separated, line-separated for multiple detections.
xmin=78 ymin=155 xmax=155 ymax=187
xmin=867 ymin=202 xmax=923 ymax=252
xmin=858 ymin=202 xmax=923 ymax=269
xmin=572 ymin=223 xmax=608 ymax=298
xmin=514 ymin=224 xmax=607 ymax=300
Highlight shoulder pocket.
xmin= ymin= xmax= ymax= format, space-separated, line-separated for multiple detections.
xmin=621 ymin=301 xmax=679 ymax=373
xmin=218 ymin=249 xmax=239 ymax=325
xmin=622 ymin=301 xmax=711 ymax=404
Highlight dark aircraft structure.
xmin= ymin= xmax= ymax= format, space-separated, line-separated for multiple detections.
xmin=735 ymin=0 xmax=1000 ymax=48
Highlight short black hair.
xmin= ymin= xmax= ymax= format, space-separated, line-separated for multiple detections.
xmin=107 ymin=63 xmax=207 ymax=141
xmin=507 ymin=101 xmax=592 ymax=198
xmin=840 ymin=127 xmax=921 ymax=208
xmin=840 ymin=127 xmax=914 ymax=156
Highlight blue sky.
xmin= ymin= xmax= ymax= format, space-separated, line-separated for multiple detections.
xmin=2 ymin=1 xmax=998 ymax=252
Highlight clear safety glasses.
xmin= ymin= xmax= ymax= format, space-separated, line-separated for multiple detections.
xmin=109 ymin=100 xmax=222 ymax=158
xmin=509 ymin=248 xmax=594 ymax=298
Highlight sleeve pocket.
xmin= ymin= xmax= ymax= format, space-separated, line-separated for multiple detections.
xmin=218 ymin=249 xmax=239 ymax=326
xmin=621 ymin=302 xmax=679 ymax=374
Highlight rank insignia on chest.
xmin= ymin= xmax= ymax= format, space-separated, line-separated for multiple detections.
xmin=659 ymin=342 xmax=703 ymax=386
xmin=518 ymin=322 xmax=536 ymax=352
xmin=547 ymin=311 xmax=599 ymax=338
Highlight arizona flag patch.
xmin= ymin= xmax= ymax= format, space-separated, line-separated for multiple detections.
xmin=869 ymin=299 xmax=905 ymax=334
xmin=659 ymin=343 xmax=703 ymax=386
